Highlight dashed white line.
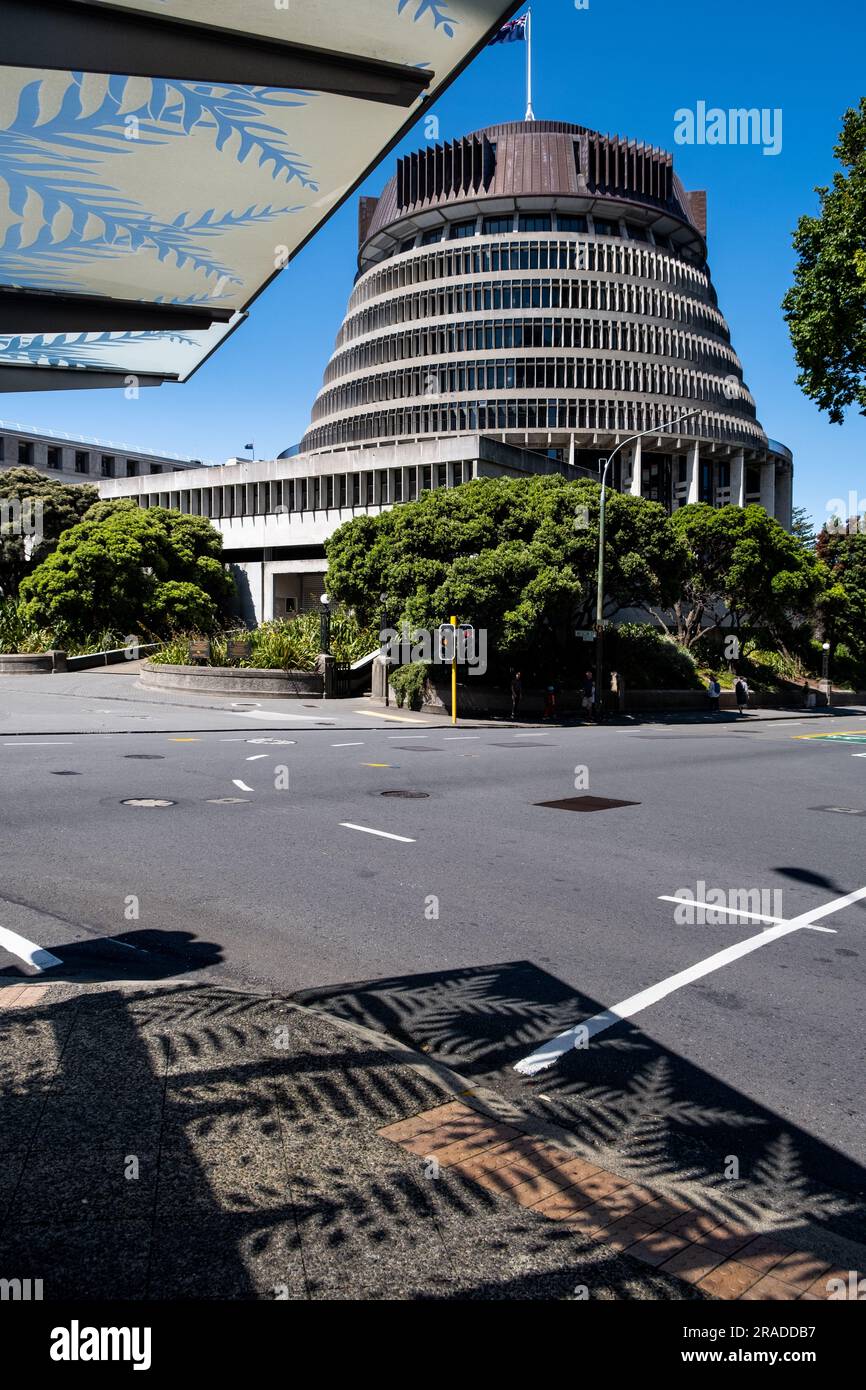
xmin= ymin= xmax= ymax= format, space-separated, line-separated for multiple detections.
xmin=444 ymin=735 xmax=480 ymax=740
xmin=232 ymin=779 xmax=254 ymax=792
xmin=514 ymin=884 xmax=866 ymax=1076
xmin=3 ymin=742 xmax=74 ymax=747
xmin=339 ymin=822 xmax=416 ymax=843
xmin=0 ymin=926 xmax=62 ymax=972
xmin=331 ymin=742 xmax=364 ymax=747
xmin=246 ymin=754 xmax=267 ymax=761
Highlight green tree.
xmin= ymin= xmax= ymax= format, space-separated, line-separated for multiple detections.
xmin=653 ymin=503 xmax=828 ymax=649
xmin=0 ymin=467 xmax=98 ymax=599
xmin=325 ymin=475 xmax=687 ymax=672
xmin=790 ymin=505 xmax=817 ymax=549
xmin=19 ymin=501 xmax=235 ymax=641
xmin=783 ymin=98 xmax=866 ymax=422
xmin=816 ymin=525 xmax=866 ymax=666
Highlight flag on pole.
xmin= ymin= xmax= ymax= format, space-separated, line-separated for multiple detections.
xmin=488 ymin=13 xmax=528 ymax=44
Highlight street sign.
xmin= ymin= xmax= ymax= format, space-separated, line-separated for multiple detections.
xmin=574 ymin=629 xmax=595 ymax=641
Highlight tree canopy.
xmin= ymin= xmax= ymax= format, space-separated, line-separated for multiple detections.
xmin=652 ymin=503 xmax=829 ymax=648
xmin=816 ymin=525 xmax=866 ymax=670
xmin=783 ymin=98 xmax=866 ymax=423
xmin=325 ymin=475 xmax=688 ymax=672
xmin=19 ymin=501 xmax=235 ymax=641
xmin=0 ymin=467 xmax=98 ymax=599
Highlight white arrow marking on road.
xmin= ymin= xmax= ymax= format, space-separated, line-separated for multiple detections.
xmin=332 ymin=742 xmax=364 ymax=747
xmin=232 ymin=780 xmax=254 ymax=792
xmin=0 ymin=926 xmax=62 ymax=972
xmin=514 ymin=884 xmax=866 ymax=1076
xmin=339 ymin=822 xmax=416 ymax=843
xmin=246 ymin=755 xmax=267 ymax=761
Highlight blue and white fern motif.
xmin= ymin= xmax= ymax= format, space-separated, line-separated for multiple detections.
xmin=0 ymin=329 xmax=200 ymax=369
xmin=0 ymin=75 xmax=316 ymax=296
xmin=396 ymin=0 xmax=459 ymax=37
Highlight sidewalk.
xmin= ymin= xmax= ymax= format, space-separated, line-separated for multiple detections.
xmin=1 ymin=979 xmax=860 ymax=1300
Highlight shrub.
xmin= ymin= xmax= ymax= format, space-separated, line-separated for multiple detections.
xmin=390 ymin=662 xmax=429 ymax=709
xmin=606 ymin=623 xmax=702 ymax=690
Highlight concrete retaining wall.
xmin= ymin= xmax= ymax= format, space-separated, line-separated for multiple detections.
xmin=0 ymin=650 xmax=66 ymax=674
xmin=140 ymin=661 xmax=322 ymax=698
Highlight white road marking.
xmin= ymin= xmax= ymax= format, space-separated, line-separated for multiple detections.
xmin=331 ymin=742 xmax=364 ymax=747
xmin=657 ymin=896 xmax=836 ymax=933
xmin=0 ymin=926 xmax=61 ymax=972
xmin=387 ymin=734 xmax=429 ymax=739
xmin=444 ymin=735 xmax=479 ymax=740
xmin=339 ymin=822 xmax=416 ymax=843
xmin=246 ymin=754 xmax=267 ymax=761
xmin=514 ymin=884 xmax=866 ymax=1076
xmin=236 ymin=710 xmax=336 ymax=724
xmin=232 ymin=779 xmax=254 ymax=792
xmin=353 ymin=710 xmax=426 ymax=724
xmin=513 ymin=733 xmax=552 ymax=738
xmin=3 ymin=742 xmax=74 ymax=747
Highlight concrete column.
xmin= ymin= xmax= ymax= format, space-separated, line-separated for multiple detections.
xmin=686 ymin=440 xmax=700 ymax=504
xmin=730 ymin=450 xmax=746 ymax=508
xmin=759 ymin=460 xmax=776 ymax=517
xmin=628 ymin=438 xmax=642 ymax=496
xmin=775 ymin=466 xmax=793 ymax=531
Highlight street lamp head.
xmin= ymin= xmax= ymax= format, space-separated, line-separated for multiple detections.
xmin=320 ymin=593 xmax=331 ymax=609
xmin=822 ymin=642 xmax=831 ymax=651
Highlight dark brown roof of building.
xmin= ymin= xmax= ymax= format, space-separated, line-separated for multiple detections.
xmin=363 ymin=120 xmax=697 ymax=247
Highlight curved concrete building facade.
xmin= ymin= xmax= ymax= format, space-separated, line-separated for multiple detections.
xmin=303 ymin=120 xmax=792 ymax=523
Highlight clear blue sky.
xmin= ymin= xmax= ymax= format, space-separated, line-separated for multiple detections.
xmin=3 ymin=0 xmax=864 ymax=528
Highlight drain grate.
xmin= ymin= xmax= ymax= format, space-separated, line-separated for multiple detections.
xmin=380 ymin=790 xmax=429 ymax=799
xmin=535 ymin=795 xmax=640 ymax=813
xmin=124 ymin=754 xmax=164 ymax=760
xmin=810 ymin=804 xmax=866 ymax=817
xmin=50 ymin=770 xmax=81 ymax=776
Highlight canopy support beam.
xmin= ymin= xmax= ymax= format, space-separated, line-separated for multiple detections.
xmin=0 ymin=290 xmax=235 ymax=334
xmin=0 ymin=0 xmax=433 ymax=106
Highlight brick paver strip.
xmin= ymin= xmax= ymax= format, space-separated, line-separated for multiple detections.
xmin=380 ymin=1100 xmax=866 ymax=1302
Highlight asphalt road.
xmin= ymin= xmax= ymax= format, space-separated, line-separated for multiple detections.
xmin=2 ymin=671 xmax=865 ymax=1249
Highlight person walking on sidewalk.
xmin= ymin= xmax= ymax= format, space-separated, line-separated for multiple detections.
xmin=510 ymin=670 xmax=523 ymax=721
xmin=734 ymin=675 xmax=750 ymax=715
xmin=707 ymin=673 xmax=721 ymax=714
xmin=543 ymin=682 xmax=557 ymax=721
xmin=581 ymin=670 xmax=595 ymax=721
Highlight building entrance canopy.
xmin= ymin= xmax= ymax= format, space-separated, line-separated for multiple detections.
xmin=0 ymin=0 xmax=521 ymax=392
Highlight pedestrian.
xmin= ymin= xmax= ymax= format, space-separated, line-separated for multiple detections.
xmin=707 ymin=673 xmax=721 ymax=714
xmin=543 ymin=683 xmax=557 ymax=721
xmin=581 ymin=669 xmax=595 ymax=720
xmin=733 ymin=675 xmax=750 ymax=717
xmin=510 ymin=669 xmax=523 ymax=721
xmin=734 ymin=675 xmax=749 ymax=714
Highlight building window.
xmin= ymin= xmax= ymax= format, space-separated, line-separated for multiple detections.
xmin=75 ymin=450 xmax=90 ymax=474
xmin=592 ymin=217 xmax=617 ymax=236
xmin=351 ymin=475 xmax=360 ymax=506
xmin=150 ymin=464 xmax=162 ymax=475
xmin=46 ymin=447 xmax=62 ymax=470
xmin=450 ymin=218 xmax=476 ymax=239
xmin=421 ymin=228 xmax=444 ymax=245
xmin=626 ymin=223 xmax=649 ymax=242
xmin=399 ymin=236 xmax=416 ymax=253
xmin=557 ymin=214 xmax=588 ymax=233
xmin=518 ymin=214 xmax=551 ymax=233
xmin=482 ymin=215 xmax=513 ymax=235
xmin=325 ymin=476 xmax=334 ymax=509
xmin=126 ymin=460 xmax=139 ymax=477
xmin=101 ymin=454 xmax=115 ymax=477
xmin=338 ymin=475 xmax=347 ymax=508
xmin=365 ymin=472 xmax=374 ymax=504
xmin=17 ymin=440 xmax=33 ymax=466
xmin=436 ymin=464 xmax=448 ymax=489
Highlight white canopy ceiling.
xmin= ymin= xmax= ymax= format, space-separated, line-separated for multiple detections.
xmin=0 ymin=0 xmax=521 ymax=390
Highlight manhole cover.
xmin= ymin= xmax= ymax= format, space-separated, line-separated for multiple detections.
xmin=810 ymin=805 xmax=866 ymax=817
xmin=50 ymin=770 xmax=81 ymax=776
xmin=206 ymin=797 xmax=250 ymax=805
xmin=380 ymin=790 xmax=429 ymax=799
xmin=124 ymin=754 xmax=165 ymax=760
xmin=121 ymin=798 xmax=176 ymax=808
xmin=535 ymin=796 xmax=640 ymax=813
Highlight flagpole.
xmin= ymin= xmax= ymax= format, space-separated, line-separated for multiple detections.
xmin=525 ymin=8 xmax=535 ymax=120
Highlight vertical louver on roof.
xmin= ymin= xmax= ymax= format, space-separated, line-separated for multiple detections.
xmin=396 ymin=134 xmax=496 ymax=212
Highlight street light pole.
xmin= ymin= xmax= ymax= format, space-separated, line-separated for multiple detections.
xmin=822 ymin=641 xmax=831 ymax=706
xmin=594 ymin=409 xmax=701 ymax=719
